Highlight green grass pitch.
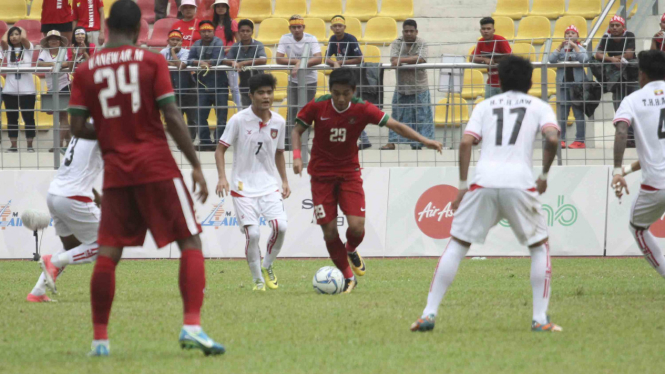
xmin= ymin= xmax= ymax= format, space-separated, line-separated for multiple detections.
xmin=1 ymin=257 xmax=665 ymax=374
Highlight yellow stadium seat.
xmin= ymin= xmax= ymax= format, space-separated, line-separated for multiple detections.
xmin=343 ymin=0 xmax=377 ymax=22
xmin=316 ymin=71 xmax=327 ymax=97
xmin=493 ymin=16 xmax=515 ymax=39
xmin=264 ymin=46 xmax=273 ymax=63
xmin=474 ymin=97 xmax=485 ymax=106
xmin=565 ymin=0 xmax=601 ymax=19
xmin=360 ymin=17 xmax=397 ymax=45
xmin=35 ymin=101 xmax=54 ymax=131
xmin=276 ymin=105 xmax=288 ymax=120
xmin=511 ymin=43 xmax=537 ymax=62
xmin=303 ymin=18 xmax=326 ymax=41
xmin=273 ymin=72 xmax=289 ymax=102
xmin=590 ymin=16 xmax=611 ymax=44
xmin=550 ymin=96 xmax=575 ymax=125
xmin=360 ymin=45 xmax=381 ymax=63
xmin=435 ymin=96 xmax=469 ymax=127
xmin=308 ymin=0 xmax=342 ymax=21
xmin=237 ymin=0 xmax=272 ymax=23
xmin=528 ymin=0 xmax=564 ymax=19
xmin=377 ymin=0 xmax=413 ymax=21
xmin=255 ymin=18 xmax=289 ymax=45
xmin=1 ymin=102 xmax=6 ymax=130
xmin=515 ymin=16 xmax=551 ymax=45
xmin=492 ymin=0 xmax=529 ymax=20
xmin=528 ymin=68 xmax=557 ymax=97
xmin=343 ymin=17 xmax=363 ymax=39
xmin=553 ymin=16 xmax=588 ymax=40
xmin=227 ymin=105 xmax=238 ymax=122
xmin=27 ymin=0 xmax=43 ymax=21
xmin=272 ymin=0 xmax=307 ymax=20
xmin=2 ymin=1 xmax=27 ymax=23
xmin=461 ymin=70 xmax=485 ymax=100
xmin=34 ymin=76 xmax=43 ymax=101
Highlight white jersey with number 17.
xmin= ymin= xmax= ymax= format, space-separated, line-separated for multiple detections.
xmin=614 ymin=80 xmax=665 ymax=189
xmin=463 ymin=91 xmax=559 ymax=190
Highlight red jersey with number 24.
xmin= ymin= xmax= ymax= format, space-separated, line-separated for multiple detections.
xmin=68 ymin=45 xmax=181 ymax=189
xmin=296 ymin=95 xmax=389 ymax=176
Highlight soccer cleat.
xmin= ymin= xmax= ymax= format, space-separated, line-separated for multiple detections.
xmin=347 ymin=250 xmax=366 ymax=277
xmin=179 ymin=328 xmax=225 ymax=356
xmin=88 ymin=341 xmax=110 ymax=357
xmin=39 ymin=255 xmax=61 ymax=294
xmin=253 ymin=280 xmax=266 ymax=292
xmin=342 ymin=278 xmax=357 ymax=294
xmin=568 ymin=141 xmax=585 ymax=149
xmin=26 ymin=293 xmax=56 ymax=303
xmin=261 ymin=266 xmax=278 ymax=289
xmin=531 ymin=317 xmax=563 ymax=332
xmin=410 ymin=314 xmax=436 ymax=332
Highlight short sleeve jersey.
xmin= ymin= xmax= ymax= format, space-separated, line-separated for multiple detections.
xmin=48 ymin=137 xmax=103 ymax=199
xmin=42 ymin=0 xmax=73 ymax=25
xmin=68 ymin=45 xmax=180 ymax=189
xmin=296 ymin=95 xmax=389 ymax=176
xmin=73 ymin=0 xmax=104 ymax=31
xmin=473 ymin=35 xmax=511 ymax=87
xmin=219 ymin=108 xmax=286 ymax=197
xmin=613 ymin=81 xmax=665 ymax=189
xmin=464 ymin=91 xmax=560 ymax=189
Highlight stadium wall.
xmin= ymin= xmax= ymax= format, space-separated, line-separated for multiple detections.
xmin=0 ymin=166 xmax=653 ymax=259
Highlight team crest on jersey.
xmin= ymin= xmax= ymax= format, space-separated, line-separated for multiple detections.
xmin=656 ymin=89 xmax=664 ymax=96
xmin=271 ymin=128 xmax=278 ymax=139
xmin=348 ymin=117 xmax=357 ymax=124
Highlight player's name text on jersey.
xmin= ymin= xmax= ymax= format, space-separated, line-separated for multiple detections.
xmin=642 ymin=97 xmax=665 ymax=107
xmin=489 ymin=98 xmax=532 ymax=106
xmin=88 ymin=49 xmax=145 ymax=69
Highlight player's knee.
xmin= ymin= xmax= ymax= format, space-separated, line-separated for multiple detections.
xmin=246 ymin=225 xmax=261 ymax=241
xmin=274 ymin=219 xmax=288 ymax=235
xmin=347 ymin=225 xmax=364 ymax=238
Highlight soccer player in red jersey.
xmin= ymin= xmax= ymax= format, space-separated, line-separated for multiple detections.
xmin=69 ymin=0 xmax=224 ymax=357
xmin=292 ymin=68 xmax=443 ymax=293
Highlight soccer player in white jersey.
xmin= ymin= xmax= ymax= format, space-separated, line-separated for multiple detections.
xmin=410 ymin=56 xmax=563 ymax=333
xmin=27 ymin=137 xmax=103 ymax=302
xmin=612 ymin=50 xmax=665 ymax=279
xmin=215 ymin=73 xmax=290 ymax=291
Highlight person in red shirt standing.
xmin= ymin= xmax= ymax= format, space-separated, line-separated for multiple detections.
xmin=472 ymin=17 xmax=512 ymax=98
xmin=38 ymin=0 xmax=74 ymax=45
xmin=172 ymin=0 xmax=201 ymax=48
xmin=292 ymin=68 xmax=443 ymax=293
xmin=72 ymin=0 xmax=105 ymax=46
xmin=68 ymin=0 xmax=224 ymax=357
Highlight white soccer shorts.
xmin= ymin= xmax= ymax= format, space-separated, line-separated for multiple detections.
xmin=232 ymin=191 xmax=287 ymax=232
xmin=630 ymin=188 xmax=665 ymax=229
xmin=46 ymin=193 xmax=100 ymax=244
xmin=450 ymin=188 xmax=549 ymax=246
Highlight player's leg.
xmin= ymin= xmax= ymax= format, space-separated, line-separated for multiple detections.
xmin=259 ymin=192 xmax=288 ymax=289
xmin=233 ymin=195 xmax=265 ymax=290
xmin=89 ymin=245 xmax=123 ymax=356
xmin=629 ymin=189 xmax=665 ymax=277
xmin=339 ymin=176 xmax=367 ymax=277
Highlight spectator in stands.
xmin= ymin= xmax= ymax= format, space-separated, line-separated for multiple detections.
xmin=39 ymin=0 xmax=74 ymax=46
xmin=38 ymin=30 xmax=73 ymax=152
xmin=188 ymin=20 xmax=228 ymax=151
xmin=72 ymin=0 xmax=105 ymax=46
xmin=276 ymin=14 xmax=322 ymax=149
xmin=383 ymin=19 xmax=433 ymax=150
xmin=156 ymin=0 xmax=181 ymax=22
xmin=161 ymin=29 xmax=198 ymax=140
xmin=198 ymin=0 xmax=239 ymax=20
xmin=1 ymin=27 xmax=36 ymax=153
xmin=223 ymin=19 xmax=267 ymax=108
xmin=549 ymin=25 xmax=588 ymax=149
xmin=472 ymin=17 xmax=511 ymax=99
xmin=69 ymin=27 xmax=96 ymax=64
xmin=650 ymin=13 xmax=665 ymax=51
xmin=212 ymin=0 xmax=241 ymax=108
xmin=173 ymin=0 xmax=201 ymax=49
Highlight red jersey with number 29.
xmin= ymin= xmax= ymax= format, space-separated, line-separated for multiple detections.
xmin=296 ymin=95 xmax=389 ymax=176
xmin=68 ymin=45 xmax=180 ymax=189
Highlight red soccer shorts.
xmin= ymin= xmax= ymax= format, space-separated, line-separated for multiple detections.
xmin=310 ymin=174 xmax=365 ymax=225
xmin=98 ymin=177 xmax=202 ymax=248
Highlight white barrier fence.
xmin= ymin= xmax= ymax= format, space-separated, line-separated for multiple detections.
xmin=0 ymin=166 xmax=656 ymax=259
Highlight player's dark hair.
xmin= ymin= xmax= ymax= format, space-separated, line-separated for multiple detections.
xmin=238 ymin=19 xmax=254 ymax=31
xmin=480 ymin=17 xmax=495 ymax=26
xmin=498 ymin=56 xmax=533 ymax=93
xmin=107 ymin=0 xmax=141 ymax=34
xmin=638 ymin=50 xmax=665 ymax=81
xmin=212 ymin=2 xmax=233 ymax=43
xmin=329 ymin=67 xmax=357 ymax=89
xmin=6 ymin=26 xmax=24 ymax=62
xmin=403 ymin=19 xmax=418 ymax=29
xmin=248 ymin=73 xmax=277 ymax=94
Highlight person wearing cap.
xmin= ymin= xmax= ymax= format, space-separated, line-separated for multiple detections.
xmin=172 ymin=0 xmax=201 ymax=49
xmin=69 ymin=27 xmax=96 ymax=63
xmin=197 ymin=0 xmax=239 ymax=21
xmin=188 ymin=20 xmax=229 ymax=151
xmin=156 ymin=0 xmax=181 ymax=22
xmin=161 ymin=29 xmax=198 ymax=141
xmin=276 ymin=14 xmax=322 ymax=149
xmin=650 ymin=13 xmax=665 ymax=51
xmin=38 ymin=30 xmax=74 ymax=152
xmin=212 ymin=0 xmax=241 ymax=109
xmin=72 ymin=0 xmax=105 ymax=46
xmin=549 ymin=25 xmax=589 ymax=149
xmin=223 ymin=19 xmax=267 ymax=108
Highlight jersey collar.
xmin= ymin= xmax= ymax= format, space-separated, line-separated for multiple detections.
xmin=331 ymin=99 xmax=351 ymax=114
xmin=247 ymin=108 xmax=273 ymax=129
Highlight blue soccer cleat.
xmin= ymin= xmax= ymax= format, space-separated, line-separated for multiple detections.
xmin=87 ymin=341 xmax=110 ymax=357
xmin=410 ymin=314 xmax=436 ymax=332
xmin=179 ymin=328 xmax=226 ymax=356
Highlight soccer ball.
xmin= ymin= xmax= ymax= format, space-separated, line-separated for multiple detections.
xmin=312 ymin=266 xmax=344 ymax=295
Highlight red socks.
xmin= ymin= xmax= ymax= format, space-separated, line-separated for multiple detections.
xmin=90 ymin=255 xmax=116 ymax=340
xmin=325 ymin=237 xmax=354 ymax=279
xmin=345 ymin=230 xmax=365 ymax=253
xmin=179 ymin=249 xmax=206 ymax=326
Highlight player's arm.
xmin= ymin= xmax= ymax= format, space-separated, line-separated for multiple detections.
xmin=70 ymin=114 xmax=97 ymax=140
xmin=536 ymin=127 xmax=560 ymax=195
xmin=214 ymin=143 xmax=230 ymax=197
xmin=451 ymin=133 xmax=475 ymax=212
xmin=291 ymin=122 xmax=308 ymax=176
xmin=623 ymin=161 xmax=641 ymax=176
xmin=612 ymin=120 xmax=631 ymax=198
xmin=98 ymin=6 xmax=106 ymax=45
xmin=384 ymin=117 xmax=442 ymax=152
xmin=275 ymin=150 xmax=291 ymax=198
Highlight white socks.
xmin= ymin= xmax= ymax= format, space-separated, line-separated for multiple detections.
xmin=632 ymin=228 xmax=665 ymax=277
xmin=244 ymin=225 xmax=263 ymax=283
xmin=529 ymin=243 xmax=551 ymax=325
xmin=422 ymin=239 xmax=469 ymax=317
xmin=262 ymin=219 xmax=287 ymax=269
xmin=52 ymin=243 xmax=98 ymax=268
xmin=30 ymin=273 xmax=48 ymax=296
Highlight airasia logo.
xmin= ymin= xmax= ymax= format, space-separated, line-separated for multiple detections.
xmin=650 ymin=213 xmax=665 ymax=237
xmin=414 ymin=185 xmax=458 ymax=239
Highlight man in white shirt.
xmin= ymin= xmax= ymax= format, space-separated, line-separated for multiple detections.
xmin=411 ymin=56 xmax=562 ymax=333
xmin=612 ymin=50 xmax=665 ymax=280
xmin=215 ymin=74 xmax=290 ymax=291
xmin=27 ymin=137 xmax=103 ymax=302
xmin=275 ymin=14 xmax=322 ymax=149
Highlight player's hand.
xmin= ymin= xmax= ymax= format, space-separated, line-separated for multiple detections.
xmin=98 ymin=33 xmax=105 ymax=46
xmin=282 ymin=182 xmax=291 ymax=199
xmin=216 ymin=178 xmax=229 ymax=197
xmin=452 ymin=189 xmax=467 ymax=212
xmin=612 ymin=174 xmax=629 ymax=199
xmin=192 ymin=167 xmax=209 ymax=203
xmin=293 ymin=158 xmax=303 ymax=176
xmin=536 ymin=177 xmax=548 ymax=195
xmin=93 ymin=189 xmax=102 ymax=208
xmin=424 ymin=139 xmax=443 ymax=154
